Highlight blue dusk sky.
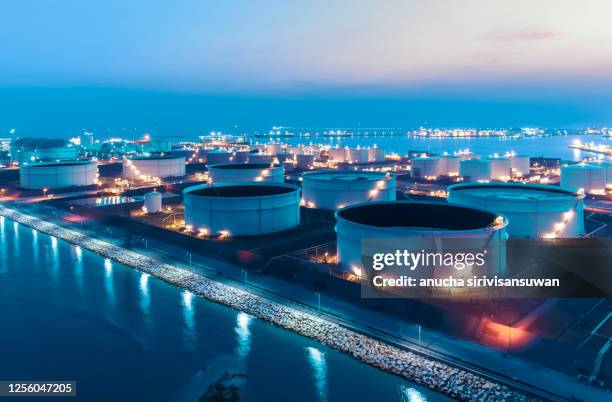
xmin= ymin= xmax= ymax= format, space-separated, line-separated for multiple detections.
xmin=1 ymin=0 xmax=612 ymax=135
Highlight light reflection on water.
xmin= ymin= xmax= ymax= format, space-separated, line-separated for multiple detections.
xmin=182 ymin=290 xmax=196 ymax=347
xmin=104 ymin=258 xmax=115 ymax=304
xmin=32 ymin=229 xmax=39 ymax=266
xmin=235 ymin=312 xmax=253 ymax=360
xmin=306 ymin=346 xmax=328 ymax=402
xmin=13 ymin=221 xmax=19 ymax=257
xmin=50 ymin=236 xmax=59 ymax=278
xmin=139 ymin=272 xmax=151 ymax=322
xmin=399 ymin=385 xmax=429 ymax=402
xmin=73 ymin=245 xmax=83 ymax=290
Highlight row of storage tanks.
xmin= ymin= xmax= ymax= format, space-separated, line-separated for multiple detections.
xmin=181 ymin=159 xmax=589 ymax=279
xmin=411 ymin=153 xmax=531 ymax=181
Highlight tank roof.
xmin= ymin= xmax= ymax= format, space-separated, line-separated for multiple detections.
xmin=22 ymin=159 xmax=95 ymax=168
xmin=448 ymin=182 xmax=582 ymax=199
xmin=128 ymin=154 xmax=184 ymax=160
xmin=337 ymin=201 xmax=501 ymax=230
xmin=209 ymin=163 xmax=276 ymax=170
xmin=185 ymin=183 xmax=297 ymax=198
xmin=563 ymin=163 xmax=604 ymax=170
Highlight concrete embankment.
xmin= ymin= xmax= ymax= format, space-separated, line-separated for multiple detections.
xmin=0 ymin=205 xmax=533 ymax=402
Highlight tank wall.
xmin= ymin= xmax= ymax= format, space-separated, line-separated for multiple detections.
xmin=296 ymin=154 xmax=315 ymax=170
xmin=183 ymin=190 xmax=300 ymax=236
xmin=488 ymin=159 xmax=512 ymax=180
xmin=20 ymin=162 xmax=98 ymax=189
xmin=367 ymin=148 xmax=385 ymax=162
xmin=302 ymin=175 xmax=396 ymax=210
xmin=205 ymin=151 xmax=232 ymax=165
xmin=448 ymin=191 xmax=584 ymax=237
xmin=123 ymin=157 xmax=186 ymax=179
xmin=439 ymin=156 xmax=460 ymax=176
xmin=336 ymin=217 xmax=507 ymax=277
xmin=208 ymin=165 xmax=284 ymax=183
xmin=561 ymin=166 xmax=606 ymax=193
xmin=328 ymin=148 xmax=346 ymax=162
xmin=411 ymin=158 xmax=441 ymax=178
xmin=460 ymin=160 xmax=492 ymax=182
xmin=144 ymin=193 xmax=163 ymax=213
xmin=510 ymin=156 xmax=531 ymax=176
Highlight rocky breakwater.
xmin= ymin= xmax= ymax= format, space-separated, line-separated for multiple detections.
xmin=0 ymin=205 xmax=534 ymax=402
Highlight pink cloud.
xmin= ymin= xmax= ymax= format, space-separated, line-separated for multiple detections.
xmin=481 ymin=28 xmax=557 ymax=43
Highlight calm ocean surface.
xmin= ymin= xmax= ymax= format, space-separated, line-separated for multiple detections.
xmin=0 ymin=217 xmax=449 ymax=402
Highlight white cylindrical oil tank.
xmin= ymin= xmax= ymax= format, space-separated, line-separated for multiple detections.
xmin=561 ymin=164 xmax=606 ymax=194
xmin=411 ymin=157 xmax=441 ymax=179
xmin=460 ymin=159 xmax=492 ymax=182
xmin=438 ymin=155 xmax=460 ymax=177
xmin=509 ymin=155 xmax=531 ymax=176
xmin=485 ymin=157 xmax=512 ymax=180
xmin=328 ymin=147 xmax=347 ymax=162
xmin=233 ymin=150 xmax=250 ymax=163
xmin=335 ymin=201 xmax=508 ymax=278
xmin=367 ymin=147 xmax=386 ymax=163
xmin=448 ymin=182 xmax=585 ymax=238
xmin=183 ymin=182 xmax=301 ymax=236
xmin=264 ymin=143 xmax=283 ymax=156
xmin=296 ymin=153 xmax=315 ymax=170
xmin=289 ymin=145 xmax=305 ymax=155
xmin=207 ymin=163 xmax=284 ymax=183
xmin=143 ymin=191 xmax=163 ymax=213
xmin=248 ymin=152 xmax=274 ymax=164
xmin=276 ymin=151 xmax=293 ymax=163
xmin=346 ymin=148 xmax=368 ymax=164
xmin=20 ymin=160 xmax=98 ymax=189
xmin=587 ymin=160 xmax=612 ymax=186
xmin=205 ymin=149 xmax=233 ymax=165
xmin=301 ymin=170 xmax=396 ymax=210
xmin=123 ymin=155 xmax=186 ymax=179
xmin=283 ymin=160 xmax=296 ymax=173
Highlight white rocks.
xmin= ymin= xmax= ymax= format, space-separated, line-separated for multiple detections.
xmin=0 ymin=205 xmax=532 ymax=402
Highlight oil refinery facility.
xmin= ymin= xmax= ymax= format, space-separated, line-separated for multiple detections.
xmin=0 ymin=131 xmax=611 ymax=394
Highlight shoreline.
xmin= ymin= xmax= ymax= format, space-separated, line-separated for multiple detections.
xmin=0 ymin=205 xmax=531 ymax=402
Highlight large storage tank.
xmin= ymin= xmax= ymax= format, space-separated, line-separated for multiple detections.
xmin=335 ymin=201 xmax=508 ymax=277
xmin=123 ymin=155 xmax=186 ymax=179
xmin=233 ymin=150 xmax=250 ymax=163
xmin=207 ymin=163 xmax=284 ymax=183
xmin=248 ymin=152 xmax=274 ymax=164
xmin=460 ymin=159 xmax=492 ymax=182
xmin=587 ymin=160 xmax=612 ymax=186
xmin=438 ymin=155 xmax=460 ymax=176
xmin=367 ymin=147 xmax=386 ymax=163
xmin=560 ymin=164 xmax=606 ymax=194
xmin=264 ymin=143 xmax=283 ymax=156
xmin=448 ymin=182 xmax=585 ymax=238
xmin=276 ymin=151 xmax=293 ymax=163
xmin=20 ymin=159 xmax=98 ymax=189
xmin=346 ymin=148 xmax=368 ymax=164
xmin=485 ymin=157 xmax=512 ymax=180
xmin=328 ymin=147 xmax=347 ymax=162
xmin=143 ymin=191 xmax=162 ymax=213
xmin=411 ymin=157 xmax=441 ymax=179
xmin=205 ymin=149 xmax=233 ymax=165
xmin=509 ymin=155 xmax=531 ymax=176
xmin=296 ymin=153 xmax=315 ymax=170
xmin=301 ymin=170 xmax=396 ymax=210
xmin=183 ymin=182 xmax=301 ymax=236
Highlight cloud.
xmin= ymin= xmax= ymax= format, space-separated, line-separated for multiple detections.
xmin=480 ymin=28 xmax=557 ymax=43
